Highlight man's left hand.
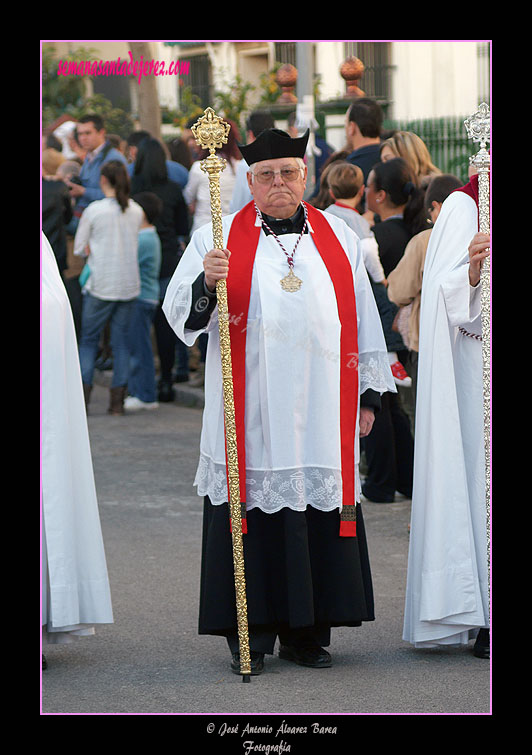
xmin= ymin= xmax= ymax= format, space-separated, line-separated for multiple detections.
xmin=65 ymin=179 xmax=85 ymax=198
xmin=359 ymin=407 xmax=375 ymax=438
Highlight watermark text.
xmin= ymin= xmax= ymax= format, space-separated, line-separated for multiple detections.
xmin=56 ymin=50 xmax=190 ymax=85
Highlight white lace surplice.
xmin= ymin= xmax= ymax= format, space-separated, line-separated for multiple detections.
xmin=163 ymin=208 xmax=395 ymax=514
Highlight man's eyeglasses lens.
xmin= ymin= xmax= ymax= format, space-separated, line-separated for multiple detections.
xmin=254 ymin=168 xmax=301 ymax=183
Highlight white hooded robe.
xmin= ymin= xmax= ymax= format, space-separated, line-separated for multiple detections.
xmin=402 ymin=190 xmax=490 ymax=647
xmin=41 ymin=233 xmax=113 ymax=643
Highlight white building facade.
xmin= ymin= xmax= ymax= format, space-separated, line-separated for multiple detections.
xmin=158 ymin=40 xmax=490 ymax=120
xmin=45 ymin=40 xmax=490 ymax=123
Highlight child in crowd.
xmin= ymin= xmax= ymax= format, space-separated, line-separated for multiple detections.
xmin=324 ymin=161 xmax=386 ymax=285
xmin=124 ymin=192 xmax=163 ymax=411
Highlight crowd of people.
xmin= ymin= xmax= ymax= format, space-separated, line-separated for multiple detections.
xmin=42 ymin=103 xmax=458 ymax=421
xmin=42 ymin=96 xmax=490 ymax=671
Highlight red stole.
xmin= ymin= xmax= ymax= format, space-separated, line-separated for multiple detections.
xmin=224 ymin=201 xmax=359 ymax=537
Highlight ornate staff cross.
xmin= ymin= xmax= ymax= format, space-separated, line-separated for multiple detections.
xmin=191 ymin=108 xmax=231 ymax=252
xmin=464 ymin=102 xmax=490 ymax=219
xmin=464 ymin=101 xmax=490 ymax=150
xmin=191 ymin=106 xmax=231 ymax=156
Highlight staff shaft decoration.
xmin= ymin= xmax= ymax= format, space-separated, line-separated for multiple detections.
xmin=464 ymin=101 xmax=491 ymax=607
xmin=192 ymin=107 xmax=252 ymax=681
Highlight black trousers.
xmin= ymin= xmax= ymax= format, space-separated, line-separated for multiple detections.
xmin=361 ymin=391 xmax=414 ymax=502
xmin=153 ymin=303 xmax=176 ymax=383
xmin=199 ymin=498 xmax=374 ymax=655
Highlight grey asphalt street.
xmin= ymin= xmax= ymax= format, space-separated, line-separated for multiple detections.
xmin=41 ymin=382 xmax=491 ymax=720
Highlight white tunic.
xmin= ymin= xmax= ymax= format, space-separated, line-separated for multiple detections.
xmin=163 ymin=207 xmax=395 ymax=514
xmin=403 ymin=190 xmax=490 ymax=647
xmin=41 ymin=233 xmax=113 ymax=643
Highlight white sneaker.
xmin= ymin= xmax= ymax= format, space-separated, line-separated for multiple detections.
xmin=124 ymin=396 xmax=159 ymax=411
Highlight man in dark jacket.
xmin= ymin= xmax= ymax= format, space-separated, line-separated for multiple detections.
xmin=345 ymin=97 xmax=383 ymax=185
xmin=65 ymin=114 xmax=127 ymax=232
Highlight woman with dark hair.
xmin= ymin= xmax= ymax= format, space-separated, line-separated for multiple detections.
xmin=167 ymin=136 xmax=194 ymax=172
xmin=366 ymin=157 xmax=429 ymax=276
xmin=132 ymin=137 xmax=169 ymax=186
xmin=359 ymin=157 xmax=429 ymax=504
xmin=131 ymin=138 xmax=190 ymax=401
xmin=74 ymin=160 xmax=144 ymax=414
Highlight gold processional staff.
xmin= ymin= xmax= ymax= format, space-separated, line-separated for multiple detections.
xmin=464 ymin=102 xmax=491 ymax=606
xmin=191 ymin=108 xmax=252 ymax=682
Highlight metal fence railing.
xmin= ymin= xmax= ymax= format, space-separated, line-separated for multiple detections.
xmin=383 ymin=115 xmax=482 ymax=183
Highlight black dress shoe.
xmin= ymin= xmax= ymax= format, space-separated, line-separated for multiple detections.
xmin=279 ymin=643 xmax=332 ymax=668
xmin=473 ymin=628 xmax=490 ymax=659
xmin=231 ymin=651 xmax=265 ymax=675
xmin=361 ymin=485 xmax=395 ymax=504
xmin=158 ymin=381 xmax=175 ymax=402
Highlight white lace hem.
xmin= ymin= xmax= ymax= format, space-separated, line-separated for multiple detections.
xmin=194 ymin=454 xmax=361 ymax=513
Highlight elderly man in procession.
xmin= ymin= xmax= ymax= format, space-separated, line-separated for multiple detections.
xmin=163 ymin=127 xmax=396 ymax=675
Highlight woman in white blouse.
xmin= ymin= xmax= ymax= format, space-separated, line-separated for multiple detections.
xmin=74 ymin=160 xmax=143 ymax=414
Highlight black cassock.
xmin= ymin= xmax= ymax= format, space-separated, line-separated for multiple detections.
xmin=199 ymin=498 xmax=374 ymax=654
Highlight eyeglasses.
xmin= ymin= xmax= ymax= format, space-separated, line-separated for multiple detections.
xmin=251 ymin=166 xmax=304 ymax=184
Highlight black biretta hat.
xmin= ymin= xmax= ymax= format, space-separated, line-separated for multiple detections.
xmin=238 ymin=128 xmax=309 ymax=165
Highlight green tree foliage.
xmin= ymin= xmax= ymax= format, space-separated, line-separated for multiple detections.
xmin=257 ymin=64 xmax=282 ymax=106
xmin=42 ymin=44 xmax=134 ymax=138
xmin=170 ymin=86 xmax=204 ymax=128
xmin=42 ymin=44 xmax=98 ymax=125
xmin=213 ymin=74 xmax=255 ymax=135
